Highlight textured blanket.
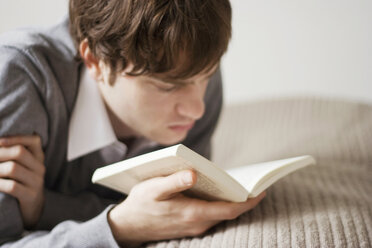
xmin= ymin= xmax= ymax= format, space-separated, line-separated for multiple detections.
xmin=145 ymin=97 xmax=372 ymax=248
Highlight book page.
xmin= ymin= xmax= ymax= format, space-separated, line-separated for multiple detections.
xmin=226 ymin=156 xmax=314 ymax=197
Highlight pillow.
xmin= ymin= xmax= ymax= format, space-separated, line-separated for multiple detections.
xmin=145 ymin=97 xmax=372 ymax=248
xmin=213 ymin=96 xmax=372 ymax=167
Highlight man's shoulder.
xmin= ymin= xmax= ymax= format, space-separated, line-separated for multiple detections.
xmin=0 ymin=17 xmax=81 ymax=122
xmin=0 ymin=17 xmax=75 ymax=56
xmin=0 ymin=16 xmax=80 ymax=80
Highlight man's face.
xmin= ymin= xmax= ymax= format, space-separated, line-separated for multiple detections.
xmin=97 ymin=65 xmax=216 ymax=145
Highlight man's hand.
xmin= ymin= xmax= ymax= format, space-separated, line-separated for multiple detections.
xmin=0 ymin=135 xmax=46 ymax=229
xmin=108 ymin=170 xmax=266 ymax=246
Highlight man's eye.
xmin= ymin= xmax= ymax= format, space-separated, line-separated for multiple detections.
xmin=158 ymin=85 xmax=180 ymax=92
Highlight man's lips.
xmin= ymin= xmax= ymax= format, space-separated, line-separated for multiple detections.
xmin=168 ymin=122 xmax=195 ymax=132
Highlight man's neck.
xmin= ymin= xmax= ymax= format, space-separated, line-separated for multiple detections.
xmin=103 ymin=100 xmax=138 ymax=140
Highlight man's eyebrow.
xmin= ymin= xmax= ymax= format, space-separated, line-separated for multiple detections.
xmin=151 ymin=77 xmax=188 ymax=85
xmin=151 ymin=67 xmax=218 ymax=85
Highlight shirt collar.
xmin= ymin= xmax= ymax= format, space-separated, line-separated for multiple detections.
xmin=67 ymin=67 xmax=118 ymax=161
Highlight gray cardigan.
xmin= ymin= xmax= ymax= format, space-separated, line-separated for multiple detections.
xmin=0 ymin=18 xmax=223 ymax=247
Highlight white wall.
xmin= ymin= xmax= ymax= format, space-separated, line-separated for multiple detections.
xmin=0 ymin=0 xmax=68 ymax=33
xmin=222 ymin=0 xmax=372 ymax=104
xmin=1 ymin=0 xmax=371 ymax=104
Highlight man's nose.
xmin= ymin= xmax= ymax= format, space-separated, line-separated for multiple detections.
xmin=175 ymin=84 xmax=205 ymax=120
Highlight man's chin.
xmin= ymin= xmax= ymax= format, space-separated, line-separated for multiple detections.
xmin=156 ymin=132 xmax=187 ymax=146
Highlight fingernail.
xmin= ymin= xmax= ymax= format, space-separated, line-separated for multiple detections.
xmin=183 ymin=171 xmax=194 ymax=186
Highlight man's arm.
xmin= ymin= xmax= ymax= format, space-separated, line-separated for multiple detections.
xmin=0 ymin=47 xmax=45 ymax=239
xmin=1 ymin=206 xmax=119 ymax=248
xmin=1 ymin=170 xmax=265 ymax=247
xmin=0 ymin=136 xmax=119 ymax=247
xmin=0 ymin=47 xmax=115 ymax=238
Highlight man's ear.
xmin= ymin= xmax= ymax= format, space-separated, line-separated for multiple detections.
xmin=79 ymin=39 xmax=103 ymax=81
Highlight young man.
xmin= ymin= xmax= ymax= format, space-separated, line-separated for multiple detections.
xmin=0 ymin=0 xmax=265 ymax=247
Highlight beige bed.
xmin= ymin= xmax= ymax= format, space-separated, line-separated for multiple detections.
xmin=145 ymin=96 xmax=372 ymax=248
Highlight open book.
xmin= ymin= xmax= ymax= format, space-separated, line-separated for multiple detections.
xmin=92 ymin=144 xmax=316 ymax=202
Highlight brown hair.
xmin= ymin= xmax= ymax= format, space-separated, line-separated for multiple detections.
xmin=69 ymin=0 xmax=231 ymax=81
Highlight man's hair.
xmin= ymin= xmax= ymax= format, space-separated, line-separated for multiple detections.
xmin=69 ymin=0 xmax=231 ymax=81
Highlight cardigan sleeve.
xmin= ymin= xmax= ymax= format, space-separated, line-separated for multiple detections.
xmin=0 ymin=46 xmax=117 ymax=243
xmin=1 ymin=206 xmax=120 ymax=248
xmin=0 ymin=46 xmax=49 ymax=241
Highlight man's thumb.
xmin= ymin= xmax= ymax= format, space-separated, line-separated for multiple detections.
xmin=153 ymin=170 xmax=196 ymax=200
